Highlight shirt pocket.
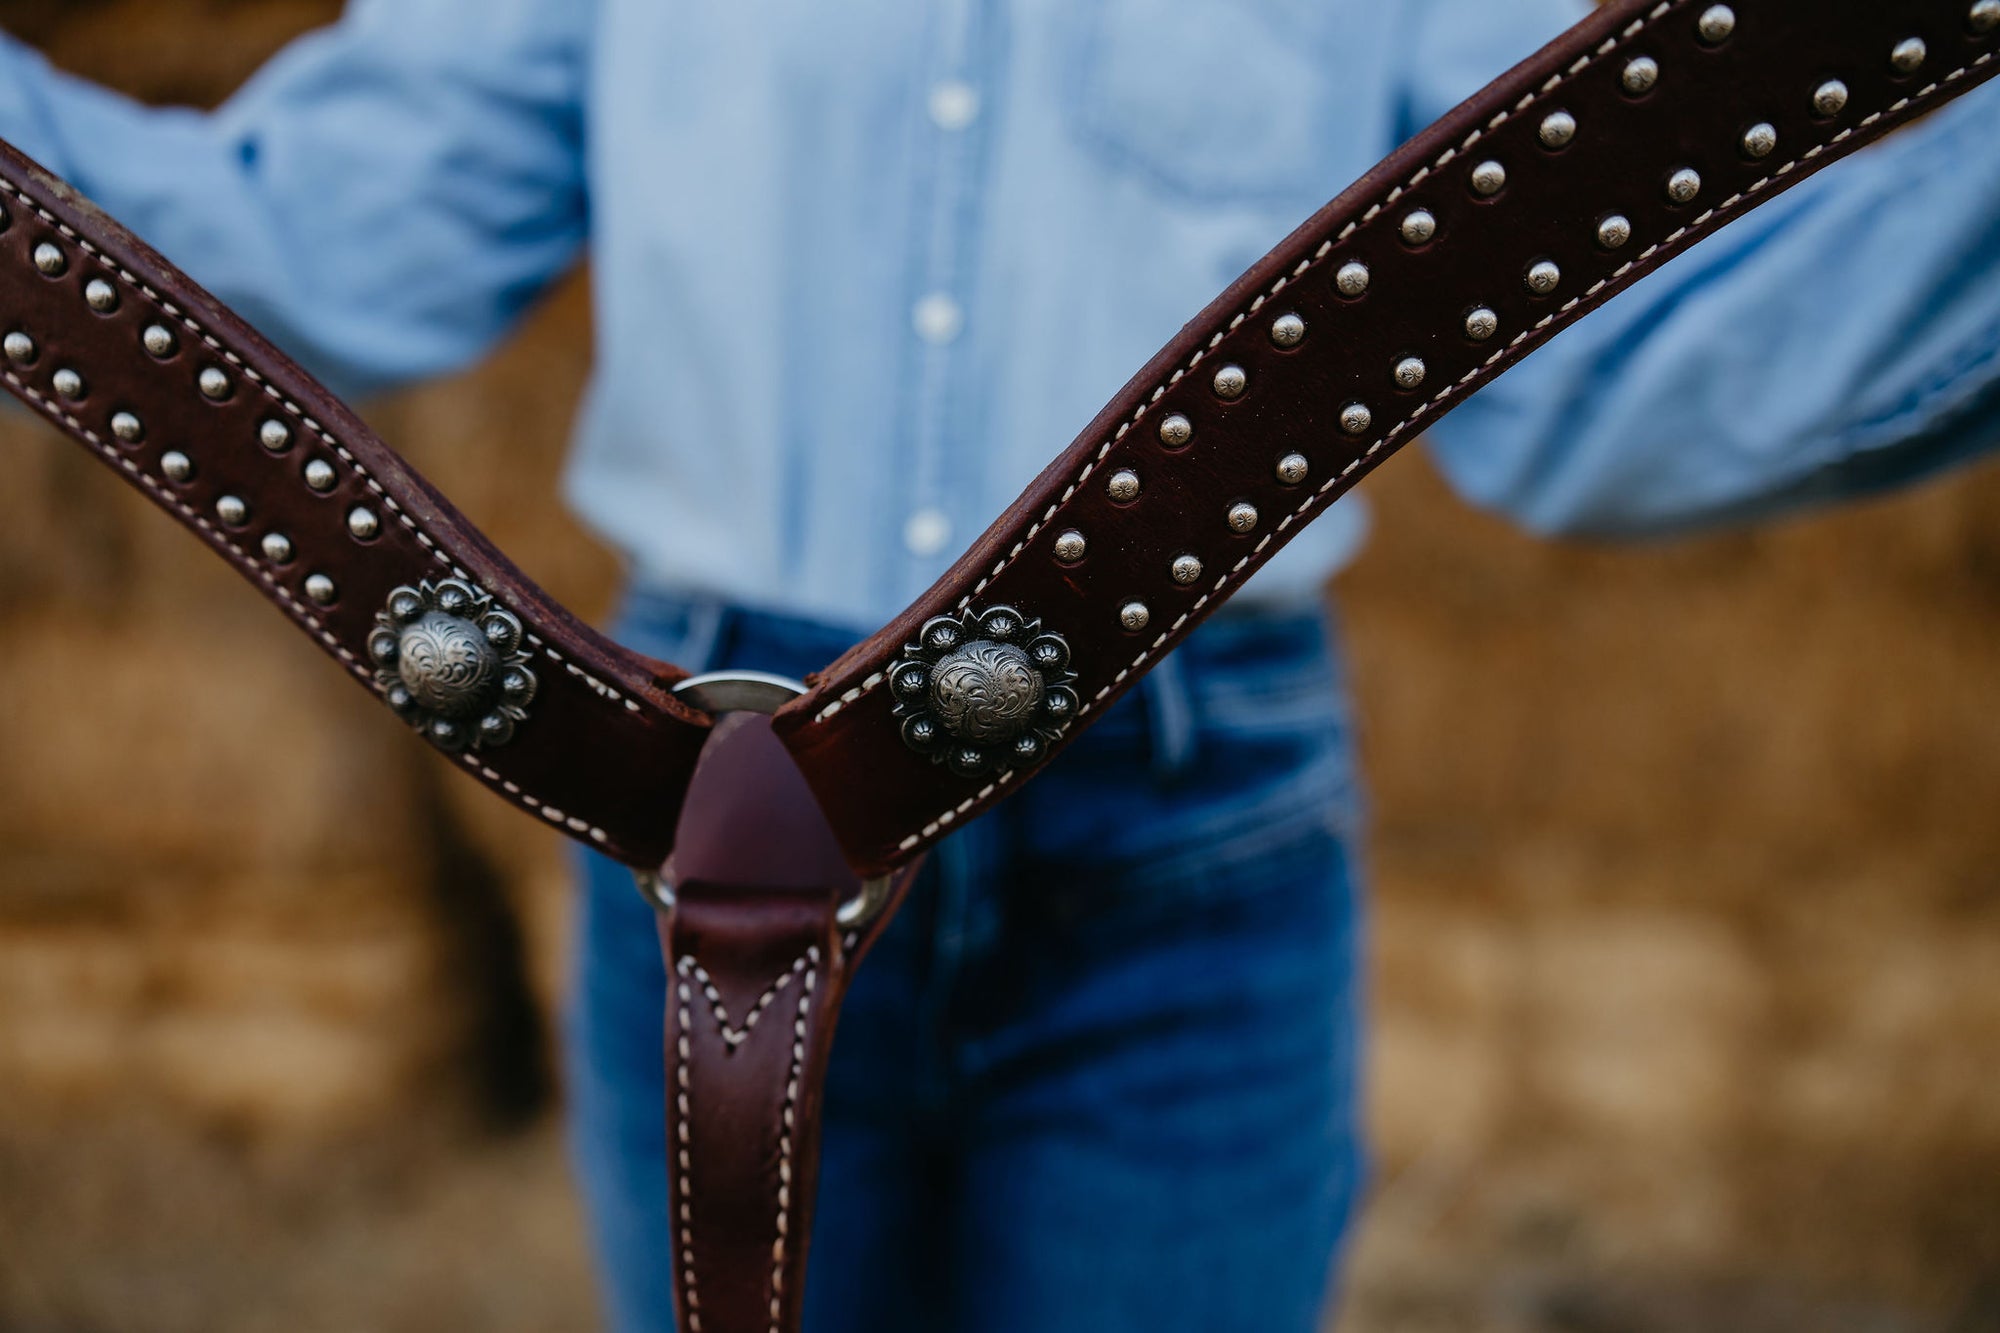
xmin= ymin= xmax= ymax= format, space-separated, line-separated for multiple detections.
xmin=1062 ymin=0 xmax=1363 ymax=209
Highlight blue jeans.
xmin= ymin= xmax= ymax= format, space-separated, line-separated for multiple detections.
xmin=565 ymin=592 xmax=1368 ymax=1332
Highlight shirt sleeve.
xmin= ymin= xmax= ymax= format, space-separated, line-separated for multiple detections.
xmin=0 ymin=0 xmax=589 ymax=399
xmin=1398 ymin=0 xmax=2000 ymax=536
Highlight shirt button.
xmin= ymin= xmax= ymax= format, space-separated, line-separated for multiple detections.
xmin=912 ymin=292 xmax=964 ymax=345
xmin=904 ymin=507 xmax=952 ymax=557
xmin=928 ymin=81 xmax=980 ymax=131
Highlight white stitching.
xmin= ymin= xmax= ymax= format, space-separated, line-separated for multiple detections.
xmin=881 ymin=20 xmax=1995 ymax=853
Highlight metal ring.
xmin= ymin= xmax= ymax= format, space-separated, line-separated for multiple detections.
xmin=645 ymin=670 xmax=893 ymax=928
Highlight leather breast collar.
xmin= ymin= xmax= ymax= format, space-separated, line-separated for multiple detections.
xmin=3 ymin=1 xmax=1993 ymax=1327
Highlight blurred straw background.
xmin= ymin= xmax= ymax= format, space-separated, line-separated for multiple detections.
xmin=1 ymin=3 xmax=1998 ymax=1330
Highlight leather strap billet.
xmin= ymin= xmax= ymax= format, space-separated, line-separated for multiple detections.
xmin=657 ymin=713 xmax=921 ymax=1333
xmin=777 ymin=0 xmax=2000 ymax=878
xmin=0 ymin=142 xmax=712 ymax=870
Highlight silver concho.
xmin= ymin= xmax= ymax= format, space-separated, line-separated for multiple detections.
xmin=368 ymin=578 xmax=538 ymax=752
xmin=888 ymin=605 xmax=1076 ymax=778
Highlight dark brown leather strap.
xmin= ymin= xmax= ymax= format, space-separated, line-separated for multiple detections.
xmin=0 ymin=143 xmax=712 ymax=869
xmin=775 ymin=0 xmax=2000 ymax=878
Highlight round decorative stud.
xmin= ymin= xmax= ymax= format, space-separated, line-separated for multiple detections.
xmin=303 ymin=458 xmax=338 ymax=492
xmin=1597 ymin=215 xmax=1633 ymax=250
xmin=1890 ymin=37 xmax=1928 ymax=73
xmin=1270 ymin=313 xmax=1306 ymax=348
xmin=1226 ymin=501 xmax=1260 ymax=533
xmin=1053 ymin=529 xmax=1087 ymax=565
xmin=1275 ymin=452 xmax=1309 ymax=485
xmin=84 ymin=278 xmax=118 ymax=312
xmin=1171 ymin=553 xmax=1204 ymax=585
xmin=160 ymin=451 xmax=194 ymax=483
xmin=261 ymin=532 xmax=295 ymax=564
xmin=1622 ymin=56 xmax=1660 ymax=94
xmin=1212 ymin=364 xmax=1248 ymax=400
xmin=304 ymin=574 xmax=337 ymax=606
xmin=32 ymin=243 xmax=65 ymax=276
xmin=51 ymin=368 xmax=83 ymax=399
xmin=1394 ymin=357 xmax=1427 ymax=390
xmin=1400 ymin=209 xmax=1438 ymax=245
xmin=1159 ymin=413 xmax=1194 ymax=447
xmin=4 ymin=331 xmax=36 ymax=363
xmin=1119 ymin=601 xmax=1151 ymax=632
xmin=1696 ymin=4 xmax=1736 ymax=44
xmin=260 ymin=419 xmax=293 ymax=453
xmin=110 ymin=411 xmax=143 ymax=443
xmin=370 ymin=578 xmax=539 ymax=753
xmin=1665 ymin=167 xmax=1702 ymax=205
xmin=1742 ymin=122 xmax=1778 ymax=159
xmin=198 ymin=367 xmax=232 ymax=400
xmin=1340 ymin=402 xmax=1374 ymax=435
xmin=1539 ymin=110 xmax=1577 ymax=148
xmin=887 ymin=604 xmax=1077 ymax=777
xmin=1975 ymin=0 xmax=2000 ymax=34
xmin=143 ymin=324 xmax=177 ymax=358
xmin=1335 ymin=261 xmax=1371 ymax=298
xmin=1107 ymin=468 xmax=1141 ymax=502
xmin=347 ymin=505 xmax=381 ymax=540
xmin=1465 ymin=307 xmax=1499 ymax=341
xmin=216 ymin=495 xmax=249 ymax=527
xmin=1813 ymin=79 xmax=1850 ymax=117
xmin=1525 ymin=260 xmax=1562 ymax=295
xmin=1470 ymin=160 xmax=1507 ymax=196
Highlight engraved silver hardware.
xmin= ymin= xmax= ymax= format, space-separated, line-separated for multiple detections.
xmin=1598 ymin=215 xmax=1633 ymax=249
xmin=1275 ymin=453 xmax=1309 ymax=485
xmin=347 ymin=506 xmax=381 ymax=540
xmin=1227 ymin=501 xmax=1259 ymax=533
xmin=110 ymin=412 xmax=143 ymax=443
xmin=1107 ymin=468 xmax=1141 ymax=502
xmin=1975 ymin=0 xmax=2000 ymax=34
xmin=160 ymin=451 xmax=193 ymax=482
xmin=2 ymin=332 xmax=33 ymax=363
xmin=261 ymin=532 xmax=295 ymax=564
xmin=1526 ymin=260 xmax=1562 ymax=295
xmin=1742 ymin=122 xmax=1778 ymax=159
xmin=369 ymin=577 xmax=538 ymax=753
xmin=1340 ymin=402 xmax=1373 ymax=435
xmin=216 ymin=495 xmax=248 ymax=527
xmin=1119 ymin=601 xmax=1150 ymax=632
xmin=198 ymin=367 xmax=232 ymax=400
xmin=888 ymin=604 xmax=1077 ymax=779
xmin=1813 ymin=79 xmax=1849 ymax=117
xmin=1399 ymin=209 xmax=1437 ymax=245
xmin=1622 ymin=56 xmax=1659 ymax=94
xmin=1470 ymin=160 xmax=1506 ymax=196
xmin=1053 ymin=529 xmax=1087 ymax=565
xmin=1394 ymin=357 xmax=1427 ymax=390
xmin=260 ymin=419 xmax=293 ymax=452
xmin=1539 ymin=110 xmax=1577 ymax=148
xmin=1665 ymin=167 xmax=1702 ymax=204
xmin=51 ymin=368 xmax=83 ymax=399
xmin=1696 ymin=4 xmax=1735 ymax=44
xmin=304 ymin=459 xmax=338 ymax=492
xmin=1212 ymin=364 xmax=1248 ymax=399
xmin=1159 ymin=413 xmax=1194 ymax=447
xmin=1465 ymin=307 xmax=1499 ymax=341
xmin=1335 ymin=261 xmax=1370 ymax=297
xmin=1171 ymin=554 xmax=1204 ymax=585
xmin=32 ymin=242 xmax=64 ymax=276
xmin=84 ymin=278 xmax=118 ymax=312
xmin=304 ymin=573 xmax=338 ymax=605
xmin=1890 ymin=37 xmax=1927 ymax=72
xmin=1270 ymin=313 xmax=1306 ymax=348
xmin=143 ymin=324 xmax=177 ymax=357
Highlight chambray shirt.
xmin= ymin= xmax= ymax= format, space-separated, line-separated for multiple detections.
xmin=2 ymin=0 xmax=1998 ymax=626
